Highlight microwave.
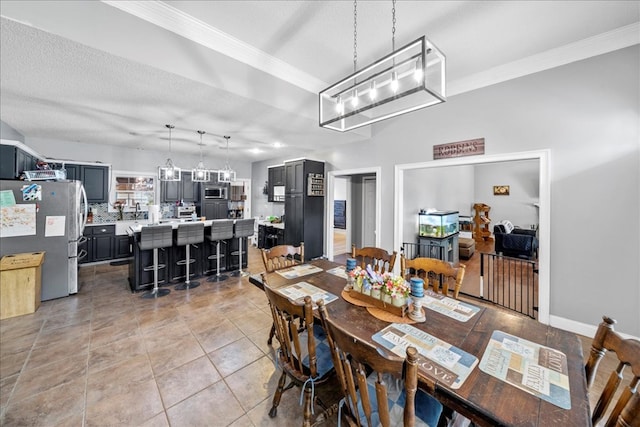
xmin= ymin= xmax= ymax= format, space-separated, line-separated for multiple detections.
xmin=204 ymin=187 xmax=227 ymax=199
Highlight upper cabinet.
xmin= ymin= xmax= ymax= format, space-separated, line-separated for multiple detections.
xmin=0 ymin=145 xmax=38 ymax=180
xmin=268 ymin=165 xmax=285 ymax=202
xmin=66 ymin=164 xmax=109 ymax=203
xmin=285 ymin=161 xmax=305 ymax=194
xmin=161 ymin=172 xmax=200 ymax=204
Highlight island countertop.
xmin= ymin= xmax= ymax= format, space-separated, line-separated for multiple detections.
xmin=126 ymin=218 xmax=228 ymax=235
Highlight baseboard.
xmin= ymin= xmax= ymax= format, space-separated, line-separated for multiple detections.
xmin=550 ymin=315 xmax=639 ymax=340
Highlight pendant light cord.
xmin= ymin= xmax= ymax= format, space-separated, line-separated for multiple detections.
xmin=197 ymin=130 xmax=205 ymax=162
xmin=391 ymin=0 xmax=396 ymax=51
xmin=353 ymin=0 xmax=357 ymax=74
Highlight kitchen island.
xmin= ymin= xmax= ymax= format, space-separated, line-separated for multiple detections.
xmin=126 ymin=219 xmax=248 ymax=292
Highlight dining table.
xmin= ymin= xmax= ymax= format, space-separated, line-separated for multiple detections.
xmin=249 ymin=259 xmax=592 ymax=427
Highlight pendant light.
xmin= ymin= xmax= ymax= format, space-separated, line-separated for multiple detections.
xmin=319 ymin=0 xmax=446 ymax=132
xmin=218 ymin=135 xmax=236 ymax=183
xmin=191 ymin=130 xmax=211 ymax=182
xmin=158 ymin=124 xmax=181 ymax=181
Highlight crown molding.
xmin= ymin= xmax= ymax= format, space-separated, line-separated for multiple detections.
xmin=448 ymin=22 xmax=640 ymax=97
xmin=102 ymin=0 xmax=328 ymax=94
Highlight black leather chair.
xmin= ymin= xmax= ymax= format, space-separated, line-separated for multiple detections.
xmin=494 ymin=223 xmax=538 ymax=260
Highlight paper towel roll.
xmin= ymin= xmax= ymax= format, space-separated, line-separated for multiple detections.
xmin=149 ymin=205 xmax=161 ymax=224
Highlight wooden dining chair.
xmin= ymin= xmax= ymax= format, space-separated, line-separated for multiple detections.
xmin=262 ymin=274 xmax=335 ymax=426
xmin=400 ymin=255 xmax=466 ymax=299
xmin=585 ymin=316 xmax=640 ymax=427
xmin=261 ymin=242 xmax=304 ymax=273
xmin=317 ymin=299 xmax=443 ymax=427
xmin=351 ymin=245 xmax=397 ymax=274
xmin=261 ymin=242 xmax=304 ymax=345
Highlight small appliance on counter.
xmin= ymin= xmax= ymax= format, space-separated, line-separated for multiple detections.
xmin=175 ymin=204 xmax=196 ymax=219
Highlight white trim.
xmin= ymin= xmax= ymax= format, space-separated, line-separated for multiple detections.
xmin=394 ymin=150 xmax=551 ymax=324
xmin=449 ymin=23 xmax=640 ymax=96
xmin=550 ymin=315 xmax=640 ymax=341
xmin=326 ymin=167 xmax=382 ymax=261
xmin=102 ymin=0 xmax=327 ymax=93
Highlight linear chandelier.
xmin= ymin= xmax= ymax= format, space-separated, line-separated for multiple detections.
xmin=319 ymin=0 xmax=446 ymax=132
xmin=191 ymin=130 xmax=211 ymax=182
xmin=158 ymin=124 xmax=182 ymax=181
xmin=218 ymin=135 xmax=236 ymax=183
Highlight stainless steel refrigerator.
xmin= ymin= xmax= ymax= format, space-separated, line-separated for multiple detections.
xmin=0 ymin=180 xmax=87 ymax=300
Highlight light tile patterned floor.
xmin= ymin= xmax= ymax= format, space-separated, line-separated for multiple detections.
xmin=0 ymin=246 xmax=340 ymax=426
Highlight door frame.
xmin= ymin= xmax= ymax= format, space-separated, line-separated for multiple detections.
xmin=362 ymin=176 xmax=376 ymax=247
xmin=326 ymin=167 xmax=382 ymax=261
xmin=394 ymin=150 xmax=551 ymax=324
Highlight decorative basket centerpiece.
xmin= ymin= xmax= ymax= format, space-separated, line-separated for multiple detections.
xmin=347 ymin=265 xmax=410 ymax=317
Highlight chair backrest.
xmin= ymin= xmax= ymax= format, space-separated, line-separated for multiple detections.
xmin=138 ymin=225 xmax=174 ymax=250
xmin=351 ymin=245 xmax=397 ymax=274
xmin=261 ymin=243 xmax=304 ymax=273
xmin=175 ymin=221 xmax=204 ymax=246
xmin=317 ymin=299 xmax=426 ymax=427
xmin=400 ymin=255 xmax=466 ymax=299
xmin=234 ymin=218 xmax=255 ymax=238
xmin=261 ymin=273 xmax=319 ymax=380
xmin=585 ymin=316 xmax=640 ymax=427
xmin=209 ymin=219 xmax=234 ymax=241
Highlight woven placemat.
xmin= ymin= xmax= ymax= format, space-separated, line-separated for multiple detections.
xmin=341 ymin=290 xmax=423 ymax=324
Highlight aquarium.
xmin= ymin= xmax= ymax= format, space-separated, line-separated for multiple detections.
xmin=419 ymin=210 xmax=459 ymax=238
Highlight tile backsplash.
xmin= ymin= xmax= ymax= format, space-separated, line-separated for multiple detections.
xmin=88 ymin=203 xmax=175 ymax=224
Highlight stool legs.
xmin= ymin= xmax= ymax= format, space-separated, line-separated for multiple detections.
xmin=142 ymin=248 xmax=170 ymax=299
xmin=175 ymin=244 xmax=200 ymax=290
xmin=207 ymin=240 xmax=228 ymax=282
xmin=231 ymin=237 xmax=250 ymax=277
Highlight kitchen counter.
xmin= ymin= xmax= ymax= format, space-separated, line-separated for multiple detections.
xmin=127 ymin=218 xmax=217 ymax=235
xmin=257 ymin=220 xmax=284 ymax=230
xmin=86 ymin=220 xmax=151 ymax=236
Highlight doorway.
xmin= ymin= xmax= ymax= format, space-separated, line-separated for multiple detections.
xmin=393 ymin=150 xmax=550 ymax=324
xmin=326 ymin=167 xmax=382 ymax=261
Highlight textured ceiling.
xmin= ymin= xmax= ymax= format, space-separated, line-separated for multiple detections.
xmin=0 ymin=1 xmax=638 ymax=163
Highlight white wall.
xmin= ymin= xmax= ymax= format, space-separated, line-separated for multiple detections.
xmin=474 ymin=160 xmax=540 ymax=229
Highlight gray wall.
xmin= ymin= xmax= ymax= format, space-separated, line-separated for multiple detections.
xmin=21 ymin=136 xmax=252 ymax=179
xmin=251 ymin=46 xmax=640 ymax=336
xmin=0 ymin=120 xmax=24 ymax=142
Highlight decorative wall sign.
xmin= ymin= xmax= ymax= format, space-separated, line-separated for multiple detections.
xmin=493 ymin=185 xmax=510 ymax=195
xmin=433 ymin=138 xmax=485 ymax=160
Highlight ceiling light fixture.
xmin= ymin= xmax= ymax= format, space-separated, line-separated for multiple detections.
xmin=218 ymin=135 xmax=236 ymax=183
xmin=158 ymin=124 xmax=181 ymax=181
xmin=319 ymin=0 xmax=446 ymax=132
xmin=191 ymin=130 xmax=210 ymax=182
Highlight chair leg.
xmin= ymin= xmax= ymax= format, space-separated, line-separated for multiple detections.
xmin=302 ymin=385 xmax=313 ymax=427
xmin=269 ymin=370 xmax=288 ymax=418
xmin=207 ymin=240 xmax=228 ymax=282
xmin=142 ymin=248 xmax=170 ymax=299
xmin=267 ymin=323 xmax=276 ymax=345
xmin=176 ymin=244 xmax=200 ymax=290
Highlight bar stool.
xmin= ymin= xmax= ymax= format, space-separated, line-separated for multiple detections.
xmin=174 ymin=222 xmax=204 ymax=290
xmin=206 ymin=219 xmax=234 ymax=283
xmin=231 ymin=218 xmax=255 ymax=277
xmin=138 ymin=224 xmax=173 ymax=299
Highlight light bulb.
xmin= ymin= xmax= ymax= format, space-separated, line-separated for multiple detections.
xmin=391 ymin=71 xmax=399 ymax=93
xmin=414 ymin=59 xmax=423 ymax=82
xmin=167 ymin=168 xmax=174 ymax=178
xmin=369 ymin=81 xmax=377 ymax=100
xmin=335 ymin=95 xmax=344 ymax=114
xmin=351 ymin=88 xmax=359 ymax=108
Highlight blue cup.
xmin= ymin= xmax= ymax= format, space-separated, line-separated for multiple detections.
xmin=410 ymin=277 xmax=424 ymax=298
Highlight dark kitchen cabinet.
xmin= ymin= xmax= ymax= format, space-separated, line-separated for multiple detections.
xmin=268 ymin=165 xmax=285 ymax=202
xmin=284 ymin=159 xmax=325 ymax=259
xmin=64 ymin=163 xmax=109 ymax=203
xmin=203 ymin=201 xmax=228 ymax=220
xmin=258 ymin=224 xmax=285 ymax=249
xmin=114 ymin=235 xmax=133 ymax=259
xmin=82 ymin=165 xmax=109 ymax=203
xmin=80 ymin=225 xmax=115 ymax=263
xmin=285 ymin=161 xmax=305 ymax=194
xmin=0 ymin=145 xmax=38 ymax=180
xmin=161 ymin=172 xmax=200 ymax=203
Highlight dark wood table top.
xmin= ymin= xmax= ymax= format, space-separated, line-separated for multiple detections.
xmin=252 ymin=259 xmax=591 ymax=427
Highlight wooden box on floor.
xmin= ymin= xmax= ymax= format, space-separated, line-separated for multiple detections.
xmin=0 ymin=252 xmax=45 ymax=320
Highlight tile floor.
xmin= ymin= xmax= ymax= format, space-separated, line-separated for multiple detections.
xmin=0 ymin=249 xmax=340 ymax=426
